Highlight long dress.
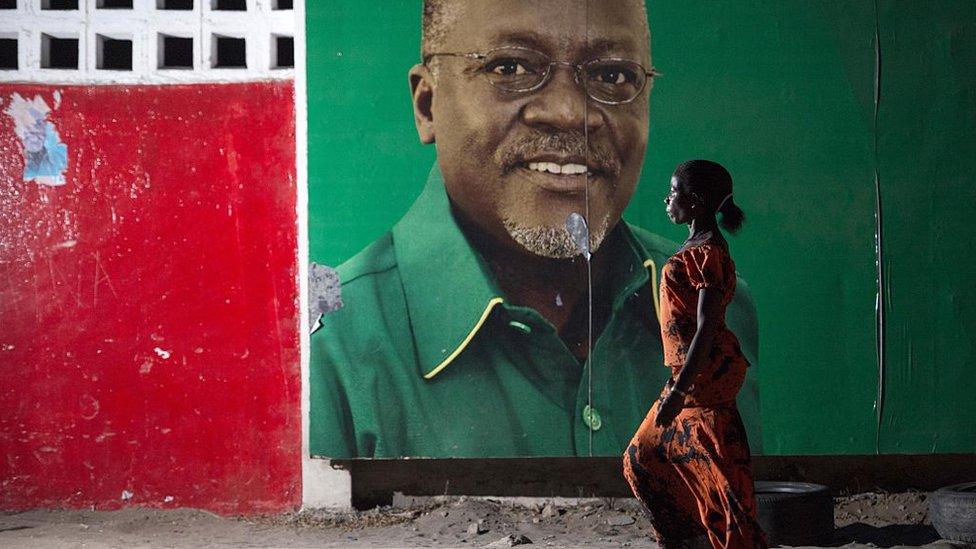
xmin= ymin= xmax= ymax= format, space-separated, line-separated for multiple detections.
xmin=623 ymin=243 xmax=767 ymax=549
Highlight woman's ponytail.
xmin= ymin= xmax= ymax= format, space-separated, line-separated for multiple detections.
xmin=719 ymin=199 xmax=745 ymax=234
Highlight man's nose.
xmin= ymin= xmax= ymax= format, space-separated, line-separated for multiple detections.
xmin=521 ymin=67 xmax=604 ymax=133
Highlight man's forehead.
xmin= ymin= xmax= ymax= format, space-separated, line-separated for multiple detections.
xmin=442 ymin=0 xmax=649 ymax=57
xmin=482 ymin=29 xmax=644 ymax=57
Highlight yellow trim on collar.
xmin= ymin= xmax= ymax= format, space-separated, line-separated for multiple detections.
xmin=643 ymin=259 xmax=660 ymax=321
xmin=423 ymin=297 xmax=505 ymax=380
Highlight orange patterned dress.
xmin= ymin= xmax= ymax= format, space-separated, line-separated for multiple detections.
xmin=623 ymin=243 xmax=767 ymax=549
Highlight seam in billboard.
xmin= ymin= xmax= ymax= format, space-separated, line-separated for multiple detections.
xmin=872 ymin=0 xmax=887 ymax=454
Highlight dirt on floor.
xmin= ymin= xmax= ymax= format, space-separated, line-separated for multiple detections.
xmin=1 ymin=491 xmax=971 ymax=548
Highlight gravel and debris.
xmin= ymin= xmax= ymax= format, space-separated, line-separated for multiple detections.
xmin=0 ymin=491 xmax=967 ymax=548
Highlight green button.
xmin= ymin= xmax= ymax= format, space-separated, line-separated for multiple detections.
xmin=582 ymin=405 xmax=602 ymax=431
xmin=508 ymin=320 xmax=532 ymax=334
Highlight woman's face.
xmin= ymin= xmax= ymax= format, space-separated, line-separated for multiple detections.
xmin=664 ymin=176 xmax=696 ymax=224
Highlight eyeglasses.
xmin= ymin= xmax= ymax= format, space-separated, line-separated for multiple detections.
xmin=424 ymin=46 xmax=660 ymax=106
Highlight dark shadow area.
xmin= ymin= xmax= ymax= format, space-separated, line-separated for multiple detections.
xmin=98 ymin=0 xmax=132 ymax=8
xmin=42 ymin=0 xmax=77 ymax=9
xmin=275 ymin=36 xmax=293 ymax=68
xmin=832 ymin=523 xmax=942 ymax=547
xmin=0 ymin=38 xmax=17 ymax=70
xmin=161 ymin=36 xmax=193 ymax=68
xmin=158 ymin=0 xmax=192 ymax=9
xmin=99 ymin=38 xmax=132 ymax=70
xmin=322 ymin=454 xmax=976 ymax=510
xmin=214 ymin=36 xmax=245 ymax=68
xmin=43 ymin=36 xmax=79 ymax=69
xmin=214 ymin=0 xmax=245 ymax=10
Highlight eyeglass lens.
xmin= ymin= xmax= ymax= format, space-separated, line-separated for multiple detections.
xmin=480 ymin=48 xmax=649 ymax=104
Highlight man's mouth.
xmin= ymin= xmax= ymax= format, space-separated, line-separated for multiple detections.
xmin=525 ymin=161 xmax=591 ymax=176
xmin=516 ymin=158 xmax=606 ymax=194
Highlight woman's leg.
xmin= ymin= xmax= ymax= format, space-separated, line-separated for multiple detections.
xmin=677 ymin=406 xmax=766 ymax=549
xmin=624 ymin=441 xmax=709 ymax=546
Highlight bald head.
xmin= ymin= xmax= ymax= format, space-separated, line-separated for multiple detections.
xmin=421 ymin=0 xmax=649 ymax=59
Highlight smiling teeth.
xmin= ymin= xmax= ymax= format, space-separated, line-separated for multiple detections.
xmin=527 ymin=162 xmax=589 ymax=175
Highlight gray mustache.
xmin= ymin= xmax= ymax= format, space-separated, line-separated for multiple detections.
xmin=499 ymin=131 xmax=620 ymax=176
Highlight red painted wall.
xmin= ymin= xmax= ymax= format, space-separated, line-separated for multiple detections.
xmin=0 ymin=82 xmax=301 ymax=514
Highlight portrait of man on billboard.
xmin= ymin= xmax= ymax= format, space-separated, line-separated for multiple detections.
xmin=310 ymin=0 xmax=761 ymax=459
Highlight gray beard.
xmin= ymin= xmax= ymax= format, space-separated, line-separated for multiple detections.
xmin=503 ymin=215 xmax=611 ymax=259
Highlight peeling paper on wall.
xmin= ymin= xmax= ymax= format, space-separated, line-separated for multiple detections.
xmin=309 ymin=262 xmax=344 ymax=334
xmin=3 ymin=93 xmax=69 ymax=186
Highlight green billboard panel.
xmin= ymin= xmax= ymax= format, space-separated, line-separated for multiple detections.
xmin=307 ymin=1 xmax=976 ymax=458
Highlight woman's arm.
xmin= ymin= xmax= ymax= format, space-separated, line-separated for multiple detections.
xmin=654 ymin=286 xmax=724 ymax=427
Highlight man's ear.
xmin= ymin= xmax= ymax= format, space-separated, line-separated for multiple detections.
xmin=409 ymin=64 xmax=436 ymax=144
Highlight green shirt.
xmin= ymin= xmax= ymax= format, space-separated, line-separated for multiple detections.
xmin=310 ymin=167 xmax=762 ymax=458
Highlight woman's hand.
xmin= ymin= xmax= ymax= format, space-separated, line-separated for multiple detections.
xmin=654 ymin=387 xmax=686 ymax=428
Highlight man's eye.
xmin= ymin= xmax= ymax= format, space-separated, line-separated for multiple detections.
xmin=486 ymin=58 xmax=530 ymax=76
xmin=595 ymin=67 xmax=635 ymax=85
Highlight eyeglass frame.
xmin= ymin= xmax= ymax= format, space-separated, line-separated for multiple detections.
xmin=422 ymin=46 xmax=661 ymax=106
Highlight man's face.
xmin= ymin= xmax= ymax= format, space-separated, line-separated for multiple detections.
xmin=417 ymin=0 xmax=651 ymax=258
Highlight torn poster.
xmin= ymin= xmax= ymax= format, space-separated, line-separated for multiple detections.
xmin=4 ymin=93 xmax=69 ymax=186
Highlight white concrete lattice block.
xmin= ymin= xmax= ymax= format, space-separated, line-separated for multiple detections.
xmin=0 ymin=0 xmax=294 ymax=83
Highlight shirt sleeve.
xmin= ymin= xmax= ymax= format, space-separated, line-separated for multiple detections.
xmin=684 ymin=246 xmax=728 ymax=292
xmin=309 ymin=325 xmax=359 ymax=458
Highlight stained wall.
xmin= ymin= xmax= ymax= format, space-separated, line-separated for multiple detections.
xmin=1 ymin=0 xmax=302 ymax=515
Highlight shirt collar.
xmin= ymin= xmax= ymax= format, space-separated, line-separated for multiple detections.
xmin=393 ymin=165 xmax=662 ymax=380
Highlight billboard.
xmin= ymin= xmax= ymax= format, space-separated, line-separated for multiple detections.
xmin=307 ymin=1 xmax=976 ymax=459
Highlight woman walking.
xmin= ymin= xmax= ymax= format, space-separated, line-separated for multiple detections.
xmin=623 ymin=160 xmax=767 ymax=549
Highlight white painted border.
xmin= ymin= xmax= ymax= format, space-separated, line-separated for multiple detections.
xmin=0 ymin=0 xmax=294 ymax=83
xmin=295 ymin=0 xmax=352 ymax=510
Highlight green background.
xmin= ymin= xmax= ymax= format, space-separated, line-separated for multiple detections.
xmin=307 ymin=1 xmax=976 ymax=455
